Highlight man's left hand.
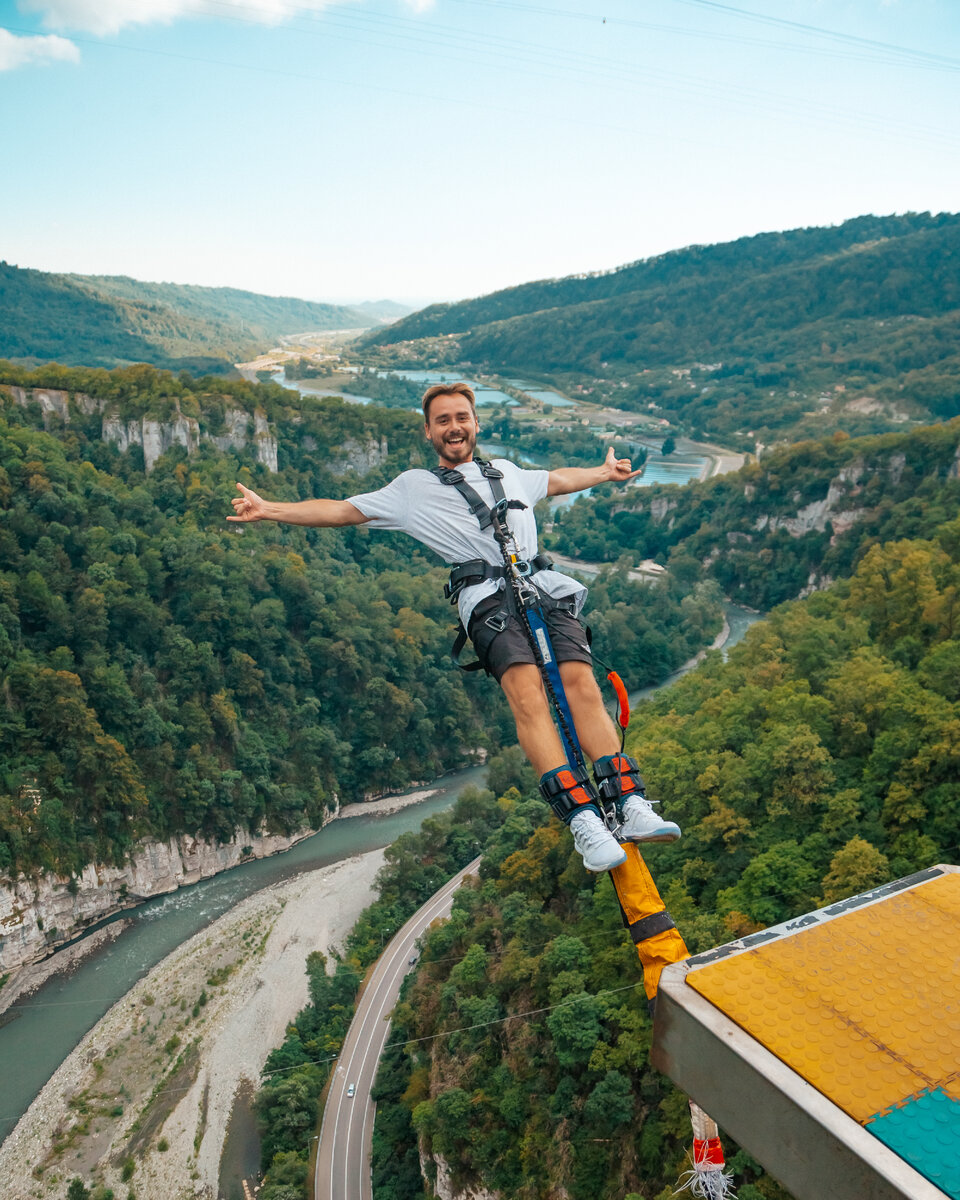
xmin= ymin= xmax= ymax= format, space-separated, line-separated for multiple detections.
xmin=602 ymin=445 xmax=643 ymax=483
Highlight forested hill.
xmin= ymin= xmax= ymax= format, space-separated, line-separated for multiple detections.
xmin=549 ymin=416 xmax=960 ymax=610
xmin=0 ymin=362 xmax=723 ymax=881
xmin=380 ymin=522 xmax=960 ymax=1200
xmin=65 ymin=273 xmax=385 ymax=340
xmin=0 ymin=262 xmax=386 ymax=373
xmin=357 ymin=211 xmax=960 ymax=445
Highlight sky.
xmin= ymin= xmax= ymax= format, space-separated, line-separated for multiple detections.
xmin=1 ymin=0 xmax=958 ymax=306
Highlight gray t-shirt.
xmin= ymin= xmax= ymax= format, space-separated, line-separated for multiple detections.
xmin=348 ymin=458 xmax=587 ymax=627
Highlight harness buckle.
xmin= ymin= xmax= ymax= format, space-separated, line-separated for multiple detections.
xmin=484 ymin=612 xmax=508 ymax=633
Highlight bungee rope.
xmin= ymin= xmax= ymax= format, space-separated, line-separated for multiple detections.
xmin=674 ymin=1103 xmax=737 ymax=1199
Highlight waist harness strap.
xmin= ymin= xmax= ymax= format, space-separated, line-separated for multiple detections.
xmin=444 ymin=553 xmax=554 ymax=601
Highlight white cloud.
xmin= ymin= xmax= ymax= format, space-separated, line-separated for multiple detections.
xmin=0 ymin=27 xmax=79 ymax=69
xmin=19 ymin=0 xmax=358 ymax=37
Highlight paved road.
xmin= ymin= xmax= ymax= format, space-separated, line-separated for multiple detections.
xmin=314 ymin=857 xmax=482 ymax=1200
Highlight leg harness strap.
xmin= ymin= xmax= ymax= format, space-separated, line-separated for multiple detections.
xmin=539 ymin=764 xmax=602 ymax=824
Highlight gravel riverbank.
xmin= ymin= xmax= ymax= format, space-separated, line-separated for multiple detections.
xmin=0 ymin=849 xmax=386 ymax=1200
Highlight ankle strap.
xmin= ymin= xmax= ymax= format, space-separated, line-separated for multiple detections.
xmin=539 ymin=764 xmax=602 ymax=824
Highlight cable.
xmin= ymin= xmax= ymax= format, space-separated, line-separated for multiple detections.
xmin=0 ymin=977 xmax=649 ymax=1125
xmin=260 ymin=975 xmax=649 ymax=1077
xmin=194 ymin=0 xmax=960 ymax=147
xmin=444 ymin=0 xmax=960 ymax=72
xmin=6 ymin=1 xmax=957 ymax=152
xmin=668 ymin=0 xmax=960 ymax=72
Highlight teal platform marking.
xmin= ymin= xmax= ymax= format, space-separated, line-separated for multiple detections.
xmin=866 ymin=1088 xmax=960 ymax=1199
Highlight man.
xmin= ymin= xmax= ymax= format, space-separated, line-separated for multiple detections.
xmin=228 ymin=382 xmax=680 ymax=872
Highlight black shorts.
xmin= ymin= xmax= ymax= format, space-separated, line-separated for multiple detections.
xmin=467 ymin=593 xmax=592 ymax=683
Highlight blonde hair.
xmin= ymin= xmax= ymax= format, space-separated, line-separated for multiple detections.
xmin=422 ymin=382 xmax=477 ymax=422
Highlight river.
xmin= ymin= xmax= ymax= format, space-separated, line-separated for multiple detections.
xmin=0 ymin=769 xmax=486 ymax=1143
xmin=0 ymin=606 xmax=761 ymax=1145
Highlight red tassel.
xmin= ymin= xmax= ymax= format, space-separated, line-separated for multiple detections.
xmin=693 ymin=1137 xmax=726 ymax=1168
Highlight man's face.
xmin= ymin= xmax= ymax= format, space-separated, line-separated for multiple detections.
xmin=425 ymin=393 xmax=480 ymax=466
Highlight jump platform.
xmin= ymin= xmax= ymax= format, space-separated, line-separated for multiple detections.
xmin=652 ymin=864 xmax=960 ymax=1200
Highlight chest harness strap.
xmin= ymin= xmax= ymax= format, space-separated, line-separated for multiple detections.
xmin=432 ymin=458 xmax=585 ymax=774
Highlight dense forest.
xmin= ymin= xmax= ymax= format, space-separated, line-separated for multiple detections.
xmin=549 ymin=417 xmax=960 ymax=609
xmin=356 ymin=212 xmax=960 ymax=445
xmin=0 ymin=264 xmax=381 ymax=372
xmin=0 ymin=362 xmax=722 ymax=881
xmin=368 ymin=519 xmax=960 ymax=1200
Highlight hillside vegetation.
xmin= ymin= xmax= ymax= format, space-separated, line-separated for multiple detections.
xmin=374 ymin=521 xmax=960 ymax=1200
xmin=0 ymin=263 xmax=381 ymax=372
xmin=548 ymin=417 xmax=960 ymax=609
xmin=0 ymin=362 xmax=722 ymax=879
xmin=67 ymin=273 xmax=379 ymax=341
xmin=358 ymin=212 xmax=960 ymax=445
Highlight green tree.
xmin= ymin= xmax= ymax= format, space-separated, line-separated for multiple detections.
xmin=820 ymin=836 xmax=890 ymax=903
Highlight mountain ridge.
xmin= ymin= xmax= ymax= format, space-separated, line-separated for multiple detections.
xmin=357 ymin=212 xmax=960 ymax=445
xmin=0 ymin=262 xmax=407 ymax=373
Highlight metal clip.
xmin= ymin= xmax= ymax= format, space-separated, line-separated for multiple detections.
xmin=601 ymin=801 xmax=622 ymax=836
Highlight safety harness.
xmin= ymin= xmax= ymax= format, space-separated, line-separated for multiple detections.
xmin=432 ymin=457 xmax=585 ymax=777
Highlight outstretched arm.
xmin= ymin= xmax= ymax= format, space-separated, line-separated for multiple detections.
xmin=228 ymin=482 xmax=371 ymax=527
xmin=546 ymin=445 xmax=642 ymax=497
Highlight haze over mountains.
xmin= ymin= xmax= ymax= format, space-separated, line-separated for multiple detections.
xmin=0 ymin=262 xmax=410 ymax=373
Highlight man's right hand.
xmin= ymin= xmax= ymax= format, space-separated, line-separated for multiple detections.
xmin=229 ymin=482 xmax=269 ymax=522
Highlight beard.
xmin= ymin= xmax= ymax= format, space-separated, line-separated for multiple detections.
xmin=430 ymin=426 xmax=477 ymax=464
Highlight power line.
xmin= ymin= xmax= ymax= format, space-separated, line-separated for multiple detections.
xmin=261 ymin=975 xmax=649 ymax=1077
xmin=444 ymin=0 xmax=960 ymax=72
xmin=7 ymin=0 xmax=957 ymax=153
xmin=190 ymin=0 xmax=960 ymax=148
xmin=0 ymin=977 xmax=649 ymax=1125
xmin=669 ymin=0 xmax=960 ymax=72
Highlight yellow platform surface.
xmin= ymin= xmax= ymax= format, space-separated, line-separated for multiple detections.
xmin=687 ymin=873 xmax=960 ymax=1125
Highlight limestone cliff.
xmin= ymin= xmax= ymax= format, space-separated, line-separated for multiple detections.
xmin=753 ymin=460 xmax=869 ymax=539
xmin=6 ymin=386 xmax=278 ymax=473
xmin=419 ymin=1148 xmax=500 ymax=1200
xmin=0 ymin=816 xmax=336 ymax=973
xmin=327 ymin=434 xmax=390 ymax=477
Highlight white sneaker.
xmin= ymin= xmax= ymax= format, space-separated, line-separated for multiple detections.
xmin=619 ymin=795 xmax=681 ymax=843
xmin=570 ymin=808 xmax=628 ymax=872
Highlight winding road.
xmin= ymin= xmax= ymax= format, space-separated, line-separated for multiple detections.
xmin=314 ymin=856 xmax=482 ymax=1200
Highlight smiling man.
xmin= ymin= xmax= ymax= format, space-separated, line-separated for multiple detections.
xmin=229 ymin=382 xmax=680 ymax=872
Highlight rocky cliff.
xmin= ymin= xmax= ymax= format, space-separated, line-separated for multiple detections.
xmin=420 ymin=1149 xmax=500 ymax=1200
xmin=0 ymin=816 xmax=335 ymax=973
xmin=6 ymin=386 xmax=279 ymax=473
